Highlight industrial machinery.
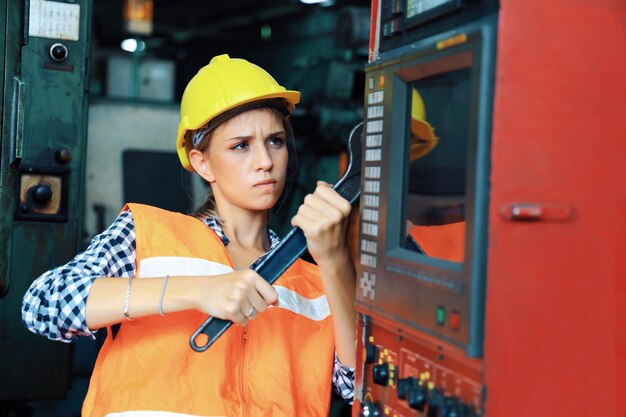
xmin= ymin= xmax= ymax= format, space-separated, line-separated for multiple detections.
xmin=353 ymin=0 xmax=626 ymax=416
xmin=0 ymin=0 xmax=91 ymax=406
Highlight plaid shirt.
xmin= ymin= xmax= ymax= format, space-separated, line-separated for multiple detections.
xmin=22 ymin=209 xmax=354 ymax=402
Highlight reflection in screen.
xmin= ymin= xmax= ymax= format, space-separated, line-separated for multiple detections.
xmin=403 ymin=68 xmax=471 ymax=263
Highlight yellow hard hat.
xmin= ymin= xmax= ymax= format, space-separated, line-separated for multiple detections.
xmin=176 ymin=54 xmax=301 ymax=171
xmin=410 ymin=88 xmax=438 ymax=161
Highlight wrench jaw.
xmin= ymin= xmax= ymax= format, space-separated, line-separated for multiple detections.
xmin=335 ymin=122 xmax=364 ymax=201
xmin=190 ymin=122 xmax=364 ymax=352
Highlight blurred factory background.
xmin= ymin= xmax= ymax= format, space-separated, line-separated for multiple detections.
xmin=88 ymin=0 xmax=370 ymax=239
xmin=3 ymin=1 xmax=626 ymax=417
xmin=0 ymin=0 xmax=369 ymax=416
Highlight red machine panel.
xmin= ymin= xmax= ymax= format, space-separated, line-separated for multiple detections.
xmin=355 ymin=0 xmax=626 ymax=416
xmin=485 ymin=0 xmax=626 ymax=416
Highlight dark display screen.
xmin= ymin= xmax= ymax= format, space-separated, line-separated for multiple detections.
xmin=402 ymin=67 xmax=471 ymax=263
xmin=406 ymin=0 xmax=458 ymax=19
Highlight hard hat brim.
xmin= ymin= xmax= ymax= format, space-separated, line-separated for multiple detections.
xmin=176 ymin=90 xmax=300 ymax=172
xmin=410 ymin=119 xmax=438 ymax=161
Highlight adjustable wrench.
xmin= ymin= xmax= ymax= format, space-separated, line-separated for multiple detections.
xmin=190 ymin=122 xmax=363 ymax=352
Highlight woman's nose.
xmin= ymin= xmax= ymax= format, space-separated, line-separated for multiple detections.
xmin=254 ymin=144 xmax=273 ymax=170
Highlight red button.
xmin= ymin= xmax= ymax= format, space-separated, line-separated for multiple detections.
xmin=449 ymin=311 xmax=460 ymax=330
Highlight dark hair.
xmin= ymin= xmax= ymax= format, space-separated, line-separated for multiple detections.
xmin=191 ymin=107 xmax=298 ymax=225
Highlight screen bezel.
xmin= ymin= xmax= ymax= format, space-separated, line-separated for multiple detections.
xmin=370 ymin=24 xmax=495 ymax=356
xmin=385 ymin=47 xmax=478 ymax=273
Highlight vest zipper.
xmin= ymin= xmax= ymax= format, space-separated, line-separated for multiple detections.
xmin=241 ymin=325 xmax=250 ymax=417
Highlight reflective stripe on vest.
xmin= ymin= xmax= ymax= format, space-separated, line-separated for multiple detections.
xmin=82 ymin=203 xmax=336 ymax=417
xmin=138 ymin=256 xmax=331 ymax=322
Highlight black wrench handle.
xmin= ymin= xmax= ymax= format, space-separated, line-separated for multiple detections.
xmin=189 ymin=228 xmax=308 ymax=352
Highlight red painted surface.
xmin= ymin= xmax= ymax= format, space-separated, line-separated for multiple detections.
xmin=369 ymin=0 xmax=379 ymax=62
xmin=486 ymin=0 xmax=626 ymax=416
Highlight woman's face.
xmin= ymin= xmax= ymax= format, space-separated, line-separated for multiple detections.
xmin=201 ymin=108 xmax=288 ymax=212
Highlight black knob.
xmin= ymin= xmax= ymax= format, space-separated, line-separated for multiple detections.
xmin=372 ymin=363 xmax=390 ymax=386
xmin=55 ymin=147 xmax=72 ymax=164
xmin=408 ymin=384 xmax=428 ymax=411
xmin=49 ymin=43 xmax=68 ymax=62
xmin=427 ymin=389 xmax=444 ymax=417
xmin=364 ymin=343 xmax=378 ymax=364
xmin=459 ymin=403 xmax=476 ymax=417
xmin=443 ymin=397 xmax=461 ymax=417
xmin=361 ymin=400 xmax=381 ymax=417
xmin=30 ymin=184 xmax=53 ymax=206
xmin=397 ymin=377 xmax=416 ymax=400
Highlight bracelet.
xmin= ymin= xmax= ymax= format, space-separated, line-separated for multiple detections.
xmin=158 ymin=275 xmax=169 ymax=316
xmin=124 ymin=276 xmax=134 ymax=321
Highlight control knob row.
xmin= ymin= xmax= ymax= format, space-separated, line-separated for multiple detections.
xmin=396 ymin=378 xmax=477 ymax=417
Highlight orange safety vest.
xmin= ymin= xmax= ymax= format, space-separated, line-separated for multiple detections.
xmin=82 ymin=203 xmax=336 ymax=417
xmin=409 ymin=222 xmax=466 ymax=263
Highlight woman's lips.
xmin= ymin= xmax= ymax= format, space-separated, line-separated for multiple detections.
xmin=254 ymin=179 xmax=277 ymax=187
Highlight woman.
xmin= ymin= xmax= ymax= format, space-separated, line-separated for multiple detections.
xmin=22 ymin=54 xmax=356 ymax=417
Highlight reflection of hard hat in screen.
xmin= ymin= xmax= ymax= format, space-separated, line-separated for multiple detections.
xmin=410 ymin=88 xmax=438 ymax=160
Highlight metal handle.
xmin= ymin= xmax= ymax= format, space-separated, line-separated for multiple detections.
xmin=23 ymin=0 xmax=30 ymax=45
xmin=1 ymin=78 xmax=25 ymax=297
xmin=189 ymin=122 xmax=363 ymax=352
xmin=10 ymin=77 xmax=26 ymax=164
xmin=499 ymin=203 xmax=576 ymax=222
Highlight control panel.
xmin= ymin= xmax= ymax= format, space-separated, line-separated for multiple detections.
xmin=355 ymin=315 xmax=483 ymax=417
xmin=376 ymin=0 xmax=498 ymax=53
xmin=355 ymin=9 xmax=497 ymax=417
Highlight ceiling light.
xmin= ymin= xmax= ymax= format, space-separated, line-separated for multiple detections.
xmin=121 ymin=38 xmax=146 ymax=53
xmin=300 ymin=0 xmax=334 ymax=5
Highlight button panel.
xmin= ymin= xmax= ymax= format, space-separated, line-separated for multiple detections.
xmin=360 ymin=76 xmax=384 ymax=276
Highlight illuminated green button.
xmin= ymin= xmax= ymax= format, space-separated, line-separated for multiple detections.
xmin=436 ymin=306 xmax=446 ymax=326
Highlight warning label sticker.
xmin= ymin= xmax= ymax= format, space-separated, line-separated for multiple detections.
xmin=29 ymin=0 xmax=80 ymax=41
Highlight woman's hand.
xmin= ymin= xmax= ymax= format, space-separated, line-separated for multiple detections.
xmin=191 ymin=270 xmax=277 ymax=325
xmin=291 ymin=180 xmax=357 ymax=367
xmin=290 ymin=181 xmax=352 ymax=268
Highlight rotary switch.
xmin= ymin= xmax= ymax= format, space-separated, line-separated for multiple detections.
xmin=443 ymin=397 xmax=461 ymax=417
xmin=29 ymin=184 xmax=53 ymax=206
xmin=361 ymin=400 xmax=381 ymax=417
xmin=427 ymin=389 xmax=444 ymax=417
xmin=372 ymin=362 xmax=390 ymax=386
xmin=364 ymin=343 xmax=378 ymax=364
xmin=408 ymin=384 xmax=428 ymax=412
xmin=396 ymin=377 xmax=417 ymax=400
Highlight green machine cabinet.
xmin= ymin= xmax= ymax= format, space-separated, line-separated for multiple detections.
xmin=0 ymin=0 xmax=91 ymax=401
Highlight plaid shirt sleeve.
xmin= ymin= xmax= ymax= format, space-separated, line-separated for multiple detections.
xmin=21 ymin=210 xmax=137 ymax=342
xmin=333 ymin=353 xmax=355 ymax=403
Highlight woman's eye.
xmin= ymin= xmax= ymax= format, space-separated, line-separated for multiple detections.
xmin=268 ymin=136 xmax=285 ymax=147
xmin=231 ymin=142 xmax=248 ymax=150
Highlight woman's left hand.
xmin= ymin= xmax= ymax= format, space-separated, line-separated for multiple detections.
xmin=291 ymin=181 xmax=352 ymax=267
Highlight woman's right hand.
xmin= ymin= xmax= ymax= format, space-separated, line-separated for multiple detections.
xmin=191 ymin=270 xmax=278 ymax=325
